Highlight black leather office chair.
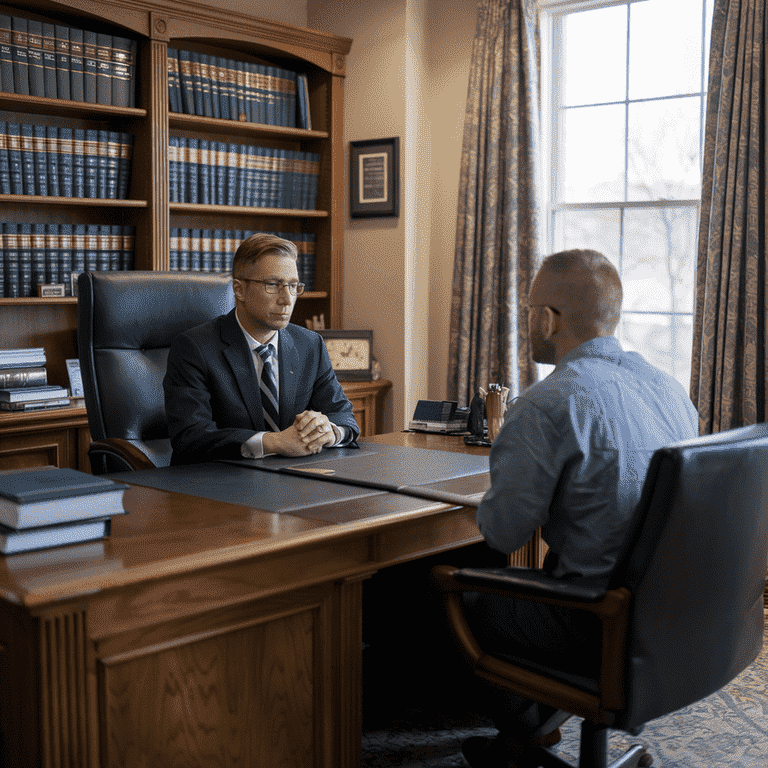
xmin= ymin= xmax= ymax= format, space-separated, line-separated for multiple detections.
xmin=433 ymin=424 xmax=768 ymax=768
xmin=77 ymin=271 xmax=234 ymax=474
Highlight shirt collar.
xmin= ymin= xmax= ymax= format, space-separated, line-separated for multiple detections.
xmin=234 ymin=308 xmax=278 ymax=353
xmin=556 ymin=336 xmax=623 ymax=369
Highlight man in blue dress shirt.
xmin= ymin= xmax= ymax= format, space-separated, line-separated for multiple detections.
xmin=460 ymin=249 xmax=699 ymax=768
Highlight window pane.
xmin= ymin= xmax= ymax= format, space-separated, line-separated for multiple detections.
xmin=623 ymin=206 xmax=697 ymax=313
xmin=554 ymin=209 xmax=620 ymax=262
xmin=619 ymin=313 xmax=693 ymax=390
xmin=627 ymin=97 xmax=702 ymax=201
xmin=561 ymin=5 xmax=627 ymax=107
xmin=562 ymin=104 xmax=625 ymax=202
xmin=629 ymin=0 xmax=704 ymax=100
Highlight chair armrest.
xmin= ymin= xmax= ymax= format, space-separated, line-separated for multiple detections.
xmin=88 ymin=438 xmax=157 ymax=474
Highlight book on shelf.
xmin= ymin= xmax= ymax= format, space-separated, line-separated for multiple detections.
xmin=54 ymin=23 xmax=70 ymax=101
xmin=0 ymin=516 xmax=113 ymax=554
xmin=0 ymin=465 xmax=128 ymax=530
xmin=95 ymin=33 xmax=111 ymax=105
xmin=0 ymin=347 xmax=46 ymax=368
xmin=41 ymin=22 xmax=57 ymax=98
xmin=111 ymin=35 xmax=133 ymax=108
xmin=72 ymin=128 xmax=85 ymax=197
xmin=46 ymin=127 xmax=60 ymax=196
xmin=84 ymin=128 xmax=98 ymax=198
xmin=20 ymin=123 xmax=34 ymax=195
xmin=167 ymin=48 xmax=180 ymax=113
xmin=0 ymin=366 xmax=47 ymax=388
xmin=33 ymin=125 xmax=47 ymax=196
xmin=11 ymin=16 xmax=29 ymax=96
xmin=58 ymin=127 xmax=73 ymax=197
xmin=0 ymin=396 xmax=71 ymax=412
xmin=7 ymin=122 xmax=22 ymax=194
xmin=0 ymin=385 xmax=68 ymax=403
xmin=31 ymin=222 xmax=46 ymax=294
xmin=297 ymin=74 xmax=311 ymax=130
xmin=68 ymin=26 xmax=84 ymax=102
xmin=178 ymin=49 xmax=195 ymax=115
xmin=0 ymin=121 xmax=10 ymax=195
xmin=0 ymin=15 xmax=13 ymax=94
xmin=82 ymin=29 xmax=97 ymax=103
xmin=26 ymin=19 xmax=44 ymax=97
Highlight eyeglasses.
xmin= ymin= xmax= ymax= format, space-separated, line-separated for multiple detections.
xmin=236 ymin=278 xmax=305 ymax=295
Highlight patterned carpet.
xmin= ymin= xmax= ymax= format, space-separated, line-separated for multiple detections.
xmin=362 ymin=616 xmax=768 ymax=768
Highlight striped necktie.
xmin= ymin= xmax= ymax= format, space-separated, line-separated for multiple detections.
xmin=256 ymin=344 xmax=279 ymax=432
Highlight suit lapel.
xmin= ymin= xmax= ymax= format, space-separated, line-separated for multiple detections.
xmin=277 ymin=328 xmax=298 ymax=430
xmin=220 ymin=309 xmax=265 ymax=430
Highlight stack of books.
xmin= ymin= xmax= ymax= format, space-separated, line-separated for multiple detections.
xmin=0 ymin=466 xmax=127 ymax=554
xmin=0 ymin=347 xmax=70 ymax=412
xmin=166 ymin=49 xmax=308 ymax=129
xmin=0 ymin=14 xmax=137 ymax=107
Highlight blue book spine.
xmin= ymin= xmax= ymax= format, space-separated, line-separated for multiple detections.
xmin=96 ymin=225 xmax=110 ymax=271
xmin=104 ymin=131 xmax=119 ymax=199
xmin=26 ymin=20 xmax=45 ymax=98
xmin=58 ymin=128 xmax=73 ymax=197
xmin=42 ymin=23 xmax=57 ymax=98
xmin=127 ymin=40 xmax=136 ymax=108
xmin=68 ymin=27 xmax=84 ymax=102
xmin=198 ymin=139 xmax=210 ymax=205
xmin=96 ymin=129 xmax=109 ymax=197
xmin=109 ymin=224 xmax=121 ymax=270
xmin=18 ymin=223 xmax=32 ymax=297
xmin=33 ymin=125 xmax=47 ymax=196
xmin=209 ymin=141 xmax=219 ymax=204
xmin=0 ymin=122 xmax=10 ymax=194
xmin=243 ymin=62 xmax=256 ymax=123
xmin=253 ymin=65 xmax=267 ymax=125
xmin=190 ymin=228 xmax=201 ymax=271
xmin=0 ymin=15 xmax=13 ymax=94
xmin=286 ymin=69 xmax=297 ymax=128
xmin=44 ymin=222 xmax=58 ymax=285
xmin=83 ymin=30 xmax=97 ymax=104
xmin=213 ymin=229 xmax=224 ymax=272
xmin=308 ymin=152 xmax=320 ymax=210
xmin=226 ymin=59 xmax=238 ymax=122
xmin=57 ymin=223 xmax=72 ymax=294
xmin=72 ymin=224 xmax=86 ymax=275
xmin=244 ymin=145 xmax=256 ymax=208
xmin=121 ymin=225 xmax=135 ymax=270
xmin=85 ymin=224 xmax=99 ymax=272
xmin=117 ymin=133 xmax=133 ymax=199
xmin=3 ymin=223 xmax=19 ymax=297
xmin=235 ymin=61 xmax=247 ymax=122
xmin=0 ymin=232 xmax=4 ymax=297
xmin=265 ymin=66 xmax=277 ymax=126
xmin=191 ymin=52 xmax=204 ymax=117
xmin=54 ymin=24 xmax=70 ymax=101
xmin=168 ymin=136 xmax=179 ymax=203
xmin=186 ymin=138 xmax=199 ymax=204
xmin=253 ymin=145 xmax=265 ymax=208
xmin=214 ymin=142 xmax=226 ymax=205
xmin=46 ymin=127 xmax=59 ymax=197
xmin=111 ymin=35 xmax=132 ymax=108
xmin=225 ymin=143 xmax=238 ymax=206
xmin=7 ymin=123 xmax=22 ymax=194
xmin=84 ymin=129 xmax=98 ymax=198
xmin=178 ymin=50 xmax=195 ymax=115
xmin=95 ymin=34 xmax=111 ymax=105
xmin=167 ymin=49 xmax=180 ymax=113
xmin=72 ymin=129 xmax=85 ymax=197
xmin=179 ymin=228 xmax=190 ymax=271
xmin=275 ymin=148 xmax=287 ymax=209
xmin=20 ymin=124 xmax=35 ymax=195
xmin=177 ymin=137 xmax=187 ymax=203
xmin=201 ymin=229 xmax=213 ymax=272
xmin=11 ymin=17 xmax=29 ymax=96
xmin=216 ymin=57 xmax=230 ymax=121
xmin=209 ymin=56 xmax=220 ymax=119
xmin=169 ymin=227 xmax=179 ymax=270
xmin=200 ymin=54 xmax=213 ymax=117
xmin=236 ymin=145 xmax=247 ymax=207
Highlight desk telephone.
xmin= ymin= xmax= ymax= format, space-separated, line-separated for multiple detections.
xmin=409 ymin=400 xmax=469 ymax=434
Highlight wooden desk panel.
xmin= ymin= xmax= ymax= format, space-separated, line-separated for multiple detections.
xmin=0 ymin=432 xmax=512 ymax=768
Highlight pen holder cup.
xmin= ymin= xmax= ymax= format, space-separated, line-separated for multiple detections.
xmin=484 ymin=386 xmax=509 ymax=443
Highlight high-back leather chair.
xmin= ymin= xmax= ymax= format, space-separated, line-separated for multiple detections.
xmin=433 ymin=424 xmax=768 ymax=768
xmin=77 ymin=271 xmax=234 ymax=474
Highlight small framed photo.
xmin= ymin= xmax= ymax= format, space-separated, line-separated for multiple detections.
xmin=350 ymin=137 xmax=399 ymax=218
xmin=319 ymin=330 xmax=373 ymax=381
xmin=37 ymin=284 xmax=66 ymax=298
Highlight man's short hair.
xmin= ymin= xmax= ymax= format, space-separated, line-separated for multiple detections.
xmin=232 ymin=233 xmax=297 ymax=278
xmin=540 ymin=249 xmax=623 ymax=337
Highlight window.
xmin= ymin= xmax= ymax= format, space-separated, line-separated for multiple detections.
xmin=541 ymin=0 xmax=714 ymax=388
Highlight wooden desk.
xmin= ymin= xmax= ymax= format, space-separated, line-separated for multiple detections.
xmin=0 ymin=432 xmax=517 ymax=768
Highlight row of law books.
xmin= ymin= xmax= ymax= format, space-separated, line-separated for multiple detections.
xmin=167 ymin=49 xmax=310 ymax=129
xmin=0 ymin=466 xmax=127 ymax=555
xmin=0 ymin=347 xmax=69 ymax=413
xmin=0 ymin=122 xmax=134 ymax=199
xmin=169 ymin=137 xmax=320 ymax=210
xmin=169 ymin=229 xmax=316 ymax=290
xmin=0 ymin=14 xmax=136 ymax=107
xmin=1 ymin=223 xmax=136 ymax=298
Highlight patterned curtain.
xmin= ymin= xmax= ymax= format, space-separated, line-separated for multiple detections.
xmin=691 ymin=0 xmax=767 ymax=432
xmin=447 ymin=0 xmax=540 ymax=406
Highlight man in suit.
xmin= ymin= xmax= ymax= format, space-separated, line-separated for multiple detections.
xmin=163 ymin=233 xmax=359 ymax=465
xmin=460 ymin=249 xmax=699 ymax=768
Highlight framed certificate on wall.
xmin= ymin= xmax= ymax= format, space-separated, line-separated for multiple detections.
xmin=349 ymin=137 xmax=399 ymax=218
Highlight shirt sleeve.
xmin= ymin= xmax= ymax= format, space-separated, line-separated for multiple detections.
xmin=476 ymin=395 xmax=565 ymax=555
xmin=241 ymin=432 xmax=269 ymax=458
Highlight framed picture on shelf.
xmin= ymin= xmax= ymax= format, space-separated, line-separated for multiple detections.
xmin=349 ymin=137 xmax=399 ymax=218
xmin=318 ymin=330 xmax=373 ymax=381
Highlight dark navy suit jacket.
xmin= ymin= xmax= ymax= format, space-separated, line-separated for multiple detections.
xmin=163 ymin=308 xmax=359 ymax=465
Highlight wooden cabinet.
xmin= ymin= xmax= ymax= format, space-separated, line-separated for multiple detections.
xmin=342 ymin=378 xmax=392 ymax=437
xmin=0 ymin=0 xmax=352 ymax=457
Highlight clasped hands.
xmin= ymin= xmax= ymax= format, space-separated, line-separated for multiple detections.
xmin=262 ymin=410 xmax=340 ymax=457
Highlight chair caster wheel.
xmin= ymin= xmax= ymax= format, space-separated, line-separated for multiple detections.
xmin=638 ymin=755 xmax=653 ymax=767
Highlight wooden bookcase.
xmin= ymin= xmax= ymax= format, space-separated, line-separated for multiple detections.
xmin=0 ymin=0 xmax=364 ymax=469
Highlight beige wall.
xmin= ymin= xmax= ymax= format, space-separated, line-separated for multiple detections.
xmin=199 ymin=0 xmax=308 ymax=27
xmin=308 ymin=0 xmax=476 ymax=429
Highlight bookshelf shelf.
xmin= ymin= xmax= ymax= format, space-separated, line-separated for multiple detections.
xmin=169 ymin=112 xmax=329 ymax=140
xmin=0 ymin=195 xmax=148 ymax=207
xmin=0 ymin=93 xmax=147 ymax=119
xmin=169 ymin=202 xmax=328 ymax=217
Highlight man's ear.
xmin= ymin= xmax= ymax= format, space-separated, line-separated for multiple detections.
xmin=543 ymin=306 xmax=560 ymax=339
xmin=232 ymin=279 xmax=245 ymax=303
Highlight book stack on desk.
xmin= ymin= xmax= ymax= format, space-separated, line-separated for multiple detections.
xmin=0 ymin=347 xmax=70 ymax=412
xmin=0 ymin=466 xmax=128 ymax=554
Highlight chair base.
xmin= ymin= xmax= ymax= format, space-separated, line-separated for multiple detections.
xmin=531 ymin=721 xmax=652 ymax=768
